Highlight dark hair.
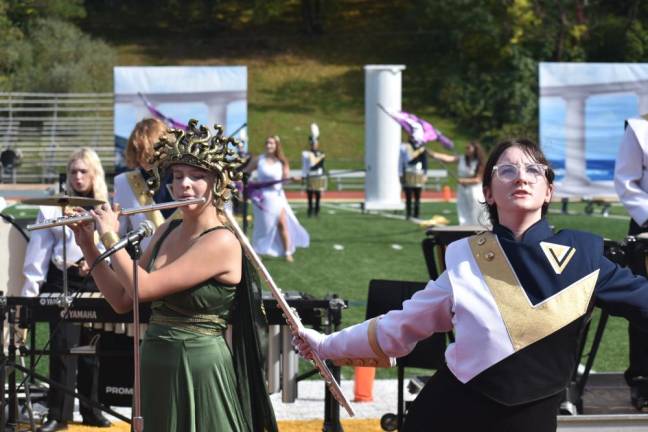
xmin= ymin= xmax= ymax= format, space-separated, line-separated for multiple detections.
xmin=482 ymin=138 xmax=555 ymax=226
xmin=465 ymin=141 xmax=486 ymax=177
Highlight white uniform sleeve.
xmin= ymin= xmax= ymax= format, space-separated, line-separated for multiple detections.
xmin=376 ymin=271 xmax=453 ymax=357
xmin=615 ymin=122 xmax=648 ymax=226
xmin=319 ymin=272 xmax=453 ymax=360
xmin=21 ymin=209 xmax=55 ymax=297
xmin=113 ymin=173 xmax=132 ymax=236
xmin=301 ymin=151 xmax=311 ymax=178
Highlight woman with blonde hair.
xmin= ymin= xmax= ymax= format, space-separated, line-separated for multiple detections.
xmin=66 ymin=147 xmax=108 ymax=202
xmin=114 ymin=118 xmax=171 ymax=250
xmin=247 ymin=135 xmax=309 ymax=262
xmin=22 ymin=147 xmax=111 ymax=431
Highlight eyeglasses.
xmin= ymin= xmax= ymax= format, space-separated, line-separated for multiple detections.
xmin=492 ymin=163 xmax=547 ymax=183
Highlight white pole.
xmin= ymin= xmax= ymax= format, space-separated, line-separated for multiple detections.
xmin=364 ymin=65 xmax=406 ymax=211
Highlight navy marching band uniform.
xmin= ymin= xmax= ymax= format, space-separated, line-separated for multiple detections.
xmin=301 ymin=148 xmax=326 ymax=217
xmin=315 ymin=219 xmax=648 ymax=431
xmin=398 ymin=139 xmax=428 ymax=219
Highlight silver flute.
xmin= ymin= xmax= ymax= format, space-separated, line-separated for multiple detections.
xmin=223 ymin=210 xmax=355 ymax=417
xmin=26 ymin=197 xmax=206 ymax=231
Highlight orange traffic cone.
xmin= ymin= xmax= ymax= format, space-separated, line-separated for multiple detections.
xmin=442 ymin=185 xmax=453 ymax=202
xmin=353 ymin=366 xmax=375 ymax=402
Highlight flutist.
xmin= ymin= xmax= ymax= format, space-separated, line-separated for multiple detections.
xmin=69 ymin=121 xmax=278 ymax=432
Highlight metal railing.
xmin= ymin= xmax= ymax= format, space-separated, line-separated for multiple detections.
xmin=0 ymin=93 xmax=114 ymax=183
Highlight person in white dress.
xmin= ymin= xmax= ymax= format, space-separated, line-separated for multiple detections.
xmin=22 ymin=148 xmax=111 ymax=431
xmin=113 ymin=118 xmax=173 ymax=250
xmin=431 ymin=141 xmax=488 ymax=226
xmin=247 ymin=135 xmax=309 ymax=262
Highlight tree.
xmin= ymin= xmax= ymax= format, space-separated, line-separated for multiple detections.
xmin=10 ymin=18 xmax=115 ymax=92
xmin=0 ymin=0 xmax=24 ymax=91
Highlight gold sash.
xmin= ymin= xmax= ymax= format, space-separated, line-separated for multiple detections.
xmin=125 ymin=171 xmax=165 ymax=228
xmin=469 ymin=232 xmax=597 ymax=351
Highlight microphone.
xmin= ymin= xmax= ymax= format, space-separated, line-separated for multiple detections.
xmin=89 ymin=221 xmax=156 ymax=272
xmin=100 ymin=221 xmax=155 ymax=261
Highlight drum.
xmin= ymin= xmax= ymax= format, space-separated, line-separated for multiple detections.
xmin=306 ymin=175 xmax=328 ymax=191
xmin=405 ymin=170 xmax=426 ymax=188
xmin=0 ymin=213 xmax=29 ymax=349
xmin=0 ymin=213 xmax=28 ymax=297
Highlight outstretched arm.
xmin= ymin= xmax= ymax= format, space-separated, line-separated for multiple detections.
xmin=429 ymin=150 xmax=458 ymax=164
xmin=294 ymin=272 xmax=454 ymax=364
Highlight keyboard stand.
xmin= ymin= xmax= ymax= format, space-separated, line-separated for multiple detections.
xmin=0 ymin=305 xmax=131 ymax=432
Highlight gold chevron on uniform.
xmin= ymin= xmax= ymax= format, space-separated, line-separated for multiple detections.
xmin=540 ymin=241 xmax=575 ymax=274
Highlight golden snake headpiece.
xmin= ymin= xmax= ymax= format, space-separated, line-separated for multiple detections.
xmin=146 ymin=119 xmax=244 ymax=208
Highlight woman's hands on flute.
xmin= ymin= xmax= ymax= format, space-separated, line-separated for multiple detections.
xmin=91 ymin=203 xmax=120 ymax=237
xmin=68 ymin=203 xmax=121 ymax=251
xmin=69 ymin=206 xmax=97 ymax=251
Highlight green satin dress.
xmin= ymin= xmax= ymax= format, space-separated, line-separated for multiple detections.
xmin=140 ymin=220 xmax=277 ymax=432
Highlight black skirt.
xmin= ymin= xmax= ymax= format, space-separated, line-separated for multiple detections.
xmin=403 ymin=366 xmax=562 ymax=432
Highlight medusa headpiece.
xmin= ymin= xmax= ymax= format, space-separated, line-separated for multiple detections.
xmin=146 ymin=119 xmax=244 ymax=208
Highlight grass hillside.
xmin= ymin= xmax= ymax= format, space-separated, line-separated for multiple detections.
xmin=96 ymin=1 xmax=469 ymax=175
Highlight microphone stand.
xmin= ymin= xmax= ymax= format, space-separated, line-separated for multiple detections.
xmin=242 ymin=172 xmax=250 ymax=234
xmin=125 ymin=238 xmax=144 ymax=432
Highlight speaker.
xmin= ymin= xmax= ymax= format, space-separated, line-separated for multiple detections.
xmin=97 ymin=332 xmax=134 ymax=407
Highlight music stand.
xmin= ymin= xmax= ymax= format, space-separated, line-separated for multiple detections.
xmin=366 ymin=279 xmax=447 ymax=431
xmin=422 ymin=225 xmax=483 ymax=280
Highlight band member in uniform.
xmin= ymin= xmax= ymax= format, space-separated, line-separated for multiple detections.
xmin=22 ymin=148 xmax=111 ymax=431
xmin=614 ymin=115 xmax=648 ymax=409
xmin=70 ymin=121 xmax=278 ymax=432
xmin=295 ymin=138 xmax=648 ymax=432
xmin=431 ymin=141 xmax=488 ymax=226
xmin=248 ymin=135 xmax=309 ymax=262
xmin=114 ymin=118 xmax=173 ymax=250
xmin=301 ymin=123 xmax=326 ymax=217
xmin=399 ymin=137 xmax=428 ymax=219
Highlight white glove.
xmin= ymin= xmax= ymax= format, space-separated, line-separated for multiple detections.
xmin=293 ymin=328 xmax=327 ymax=360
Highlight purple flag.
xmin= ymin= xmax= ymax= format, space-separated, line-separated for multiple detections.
xmin=378 ymin=104 xmax=454 ymax=149
xmin=138 ymin=92 xmax=188 ymax=130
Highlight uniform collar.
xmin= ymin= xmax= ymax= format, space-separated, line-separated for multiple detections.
xmin=139 ymin=167 xmax=151 ymax=180
xmin=493 ymin=218 xmax=553 ymax=244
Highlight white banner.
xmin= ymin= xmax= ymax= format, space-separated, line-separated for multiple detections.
xmin=539 ymin=62 xmax=648 ymax=197
xmin=114 ymin=66 xmax=247 ymax=172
